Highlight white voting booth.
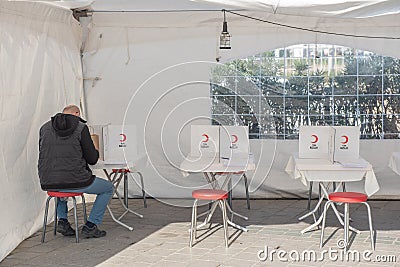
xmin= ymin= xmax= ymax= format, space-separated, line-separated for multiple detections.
xmin=103 ymin=125 xmax=137 ymax=163
xmin=220 ymin=126 xmax=250 ymax=166
xmin=183 ymin=125 xmax=250 ymax=170
xmin=190 ymin=125 xmax=220 ymax=159
xmin=299 ymin=126 xmax=335 ymax=162
xmin=332 ymin=126 xmax=360 ymax=162
xmin=299 ymin=126 xmax=361 ymax=163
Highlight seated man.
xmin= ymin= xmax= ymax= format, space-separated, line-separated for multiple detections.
xmin=38 ymin=104 xmax=113 ymax=238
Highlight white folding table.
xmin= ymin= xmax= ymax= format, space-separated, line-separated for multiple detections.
xmin=180 ymin=158 xmax=255 ymax=232
xmin=285 ymin=154 xmax=380 ymax=234
xmin=93 ymin=160 xmax=146 ymax=231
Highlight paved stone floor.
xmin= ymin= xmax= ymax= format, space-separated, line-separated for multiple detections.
xmin=1 ymin=198 xmax=400 ymax=266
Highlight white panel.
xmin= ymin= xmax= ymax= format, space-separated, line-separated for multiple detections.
xmin=190 ymin=125 xmax=220 ymax=158
xmin=332 ymin=126 xmax=360 ymax=162
xmin=220 ymin=126 xmax=249 ymax=166
xmin=299 ymin=126 xmax=335 ymax=160
xmin=103 ymin=125 xmax=137 ymax=162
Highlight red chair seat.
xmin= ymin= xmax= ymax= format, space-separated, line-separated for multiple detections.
xmin=329 ymin=192 xmax=368 ymax=203
xmin=192 ymin=189 xmax=228 ymax=200
xmin=47 ymin=191 xmax=83 ymax=198
xmin=112 ymin=169 xmax=130 ymax=173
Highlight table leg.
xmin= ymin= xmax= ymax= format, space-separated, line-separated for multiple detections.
xmin=103 ymin=169 xmax=143 ymax=230
xmin=200 ymin=172 xmax=248 ymax=232
xmin=124 ymin=172 xmax=129 ymax=208
xmin=307 ymin=182 xmax=313 ymax=211
xmin=318 ymin=183 xmax=322 ymax=216
xmin=107 ymin=206 xmax=133 ymax=231
xmin=228 ymin=178 xmax=233 ymax=209
xmin=195 ymin=201 xmax=219 ymax=229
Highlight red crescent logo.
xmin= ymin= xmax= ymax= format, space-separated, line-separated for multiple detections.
xmin=120 ymin=133 xmax=127 ymax=142
xmin=202 ymin=134 xmax=209 ymax=142
xmin=231 ymin=134 xmax=238 ymax=143
xmin=311 ymin=134 xmax=318 ymax=144
xmin=341 ymin=135 xmax=349 ymax=144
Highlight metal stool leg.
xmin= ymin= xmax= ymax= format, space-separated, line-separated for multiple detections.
xmin=189 ymin=199 xmax=198 ymax=247
xmin=320 ymin=201 xmax=332 ymax=248
xmin=243 ymin=174 xmax=250 ymax=209
xmin=81 ymin=195 xmax=87 ymax=223
xmin=343 ymin=203 xmax=349 ymax=252
xmin=54 ymin=197 xmax=58 ymax=236
xmin=71 ymin=197 xmax=79 ymax=243
xmin=41 ymin=196 xmax=52 ymax=243
xmin=363 ymin=202 xmax=375 ymax=251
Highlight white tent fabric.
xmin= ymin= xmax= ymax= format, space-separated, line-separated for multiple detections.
xmin=0 ymin=1 xmax=82 ymax=261
xmin=1 ymin=0 xmax=400 ymax=262
xmin=82 ymin=3 xmax=400 ymax=203
xmin=194 ymin=0 xmax=400 ymax=18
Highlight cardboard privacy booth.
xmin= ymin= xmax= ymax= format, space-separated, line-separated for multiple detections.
xmin=299 ymin=126 xmax=335 ymax=161
xmin=190 ymin=125 xmax=220 ymax=158
xmin=103 ymin=125 xmax=137 ymax=163
xmin=220 ymin=126 xmax=250 ymax=166
xmin=332 ymin=126 xmax=360 ymax=162
xmin=299 ymin=125 xmax=361 ymax=162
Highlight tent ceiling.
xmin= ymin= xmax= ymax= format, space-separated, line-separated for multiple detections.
xmin=194 ymin=0 xmax=400 ymax=18
xmin=21 ymin=0 xmax=400 ymax=18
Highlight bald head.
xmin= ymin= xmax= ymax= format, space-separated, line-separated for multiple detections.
xmin=62 ymin=105 xmax=81 ymax=117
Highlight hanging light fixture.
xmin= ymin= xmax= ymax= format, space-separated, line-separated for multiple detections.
xmin=219 ymin=9 xmax=231 ymax=49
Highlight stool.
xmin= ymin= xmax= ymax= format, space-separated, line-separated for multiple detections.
xmin=112 ymin=168 xmax=147 ymax=208
xmin=190 ymin=189 xmax=229 ymax=248
xmin=320 ymin=192 xmax=374 ymax=251
xmin=41 ymin=192 xmax=87 ymax=243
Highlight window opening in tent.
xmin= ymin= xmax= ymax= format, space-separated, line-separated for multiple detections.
xmin=210 ymin=44 xmax=400 ymax=140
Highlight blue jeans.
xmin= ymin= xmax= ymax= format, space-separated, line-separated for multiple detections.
xmin=57 ymin=177 xmax=114 ymax=225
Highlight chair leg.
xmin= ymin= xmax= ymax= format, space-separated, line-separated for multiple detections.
xmin=343 ymin=203 xmax=349 ymax=252
xmin=189 ymin=199 xmax=198 ymax=247
xmin=41 ymin=196 xmax=52 ymax=243
xmin=81 ymin=195 xmax=87 ymax=224
xmin=320 ymin=201 xmax=332 ymax=248
xmin=54 ymin=197 xmax=58 ymax=236
xmin=363 ymin=202 xmax=375 ymax=251
xmin=221 ymin=199 xmax=229 ymax=248
xmin=243 ymin=174 xmax=250 ymax=210
xmin=72 ymin=197 xmax=79 ymax=243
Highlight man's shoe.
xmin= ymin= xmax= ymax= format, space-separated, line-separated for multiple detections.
xmin=57 ymin=220 xmax=76 ymax=236
xmin=81 ymin=224 xmax=106 ymax=238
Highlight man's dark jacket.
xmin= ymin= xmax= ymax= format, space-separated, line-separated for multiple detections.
xmin=38 ymin=113 xmax=99 ymax=190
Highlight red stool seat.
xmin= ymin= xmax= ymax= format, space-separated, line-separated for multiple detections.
xmin=329 ymin=192 xmax=368 ymax=203
xmin=112 ymin=169 xmax=130 ymax=173
xmin=47 ymin=192 xmax=83 ymax=198
xmin=192 ymin=189 xmax=228 ymax=200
